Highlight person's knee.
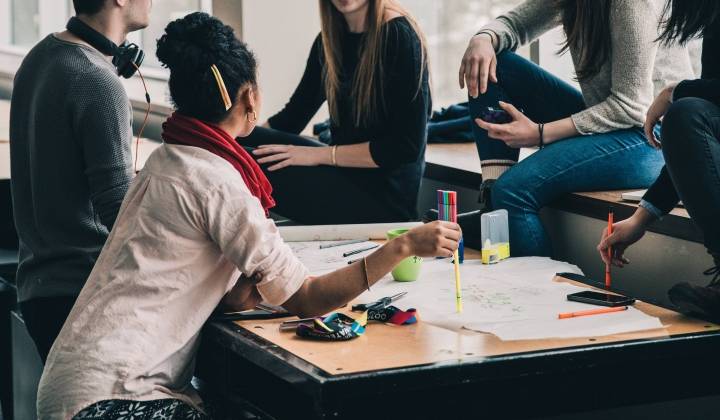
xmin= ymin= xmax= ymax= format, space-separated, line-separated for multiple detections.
xmin=491 ymin=171 xmax=533 ymax=210
xmin=495 ymin=50 xmax=522 ymax=71
xmin=661 ymin=97 xmax=714 ymax=149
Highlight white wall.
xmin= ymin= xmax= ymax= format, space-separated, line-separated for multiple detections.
xmin=538 ymin=27 xmax=577 ymax=88
xmin=239 ymin=1 xmax=579 ymax=130
xmin=241 ymin=0 xmax=328 ymax=130
xmin=0 ymin=0 xmax=10 ymax=44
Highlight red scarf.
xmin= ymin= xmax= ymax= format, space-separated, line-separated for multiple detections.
xmin=162 ymin=112 xmax=275 ymax=214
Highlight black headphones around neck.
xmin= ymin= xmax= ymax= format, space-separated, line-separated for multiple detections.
xmin=66 ymin=16 xmax=144 ymax=79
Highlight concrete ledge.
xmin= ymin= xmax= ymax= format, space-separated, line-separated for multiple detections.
xmin=423 ymin=143 xmax=698 ymax=244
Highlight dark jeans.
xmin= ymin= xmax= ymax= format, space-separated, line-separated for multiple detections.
xmin=241 ymin=126 xmax=408 ymax=224
xmin=469 ymin=51 xmax=665 ymax=256
xmin=19 ymin=296 xmax=76 ymax=363
xmin=661 ymin=98 xmax=720 ymax=254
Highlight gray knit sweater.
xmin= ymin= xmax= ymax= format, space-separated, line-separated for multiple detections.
xmin=10 ymin=35 xmax=133 ymax=302
xmin=480 ymin=0 xmax=697 ymax=134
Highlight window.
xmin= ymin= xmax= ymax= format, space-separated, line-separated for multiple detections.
xmin=136 ymin=0 xmax=212 ymax=70
xmin=0 ymin=0 xmax=70 ymax=49
xmin=0 ymin=0 xmax=212 ymax=74
xmin=9 ymin=0 xmax=40 ymax=47
xmin=404 ymin=0 xmax=523 ymax=107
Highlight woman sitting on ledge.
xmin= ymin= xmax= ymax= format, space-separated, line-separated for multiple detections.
xmin=438 ymin=0 xmax=695 ymax=255
xmin=244 ymin=0 xmax=431 ymax=225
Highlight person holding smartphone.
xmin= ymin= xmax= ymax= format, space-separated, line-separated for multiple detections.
xmin=435 ymin=0 xmax=695 ymax=255
xmin=599 ymin=0 xmax=720 ymax=322
xmin=36 ymin=13 xmax=460 ymax=419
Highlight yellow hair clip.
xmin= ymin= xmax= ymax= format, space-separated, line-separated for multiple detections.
xmin=210 ymin=64 xmax=232 ymax=111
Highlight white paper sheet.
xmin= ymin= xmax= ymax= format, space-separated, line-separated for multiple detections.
xmin=279 ymin=222 xmax=421 ymax=242
xmin=286 ymin=241 xmax=666 ymax=341
xmin=288 ymin=240 xmax=380 ymax=275
xmin=353 ymin=257 xmax=665 ymax=341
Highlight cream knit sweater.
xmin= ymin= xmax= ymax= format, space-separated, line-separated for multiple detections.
xmin=480 ymin=0 xmax=697 ymax=134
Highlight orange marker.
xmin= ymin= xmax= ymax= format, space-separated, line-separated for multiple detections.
xmin=605 ymin=208 xmax=614 ymax=289
xmin=558 ymin=305 xmax=627 ymax=319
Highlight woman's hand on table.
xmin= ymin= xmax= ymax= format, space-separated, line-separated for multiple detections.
xmin=252 ymin=144 xmax=328 ymax=171
xmin=474 ymin=101 xmax=540 ymax=148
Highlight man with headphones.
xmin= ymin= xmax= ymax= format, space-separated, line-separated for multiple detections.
xmin=9 ymin=0 xmax=152 ymax=362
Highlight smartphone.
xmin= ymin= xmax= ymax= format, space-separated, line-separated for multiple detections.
xmin=567 ymin=291 xmax=636 ymax=307
xmin=478 ymin=106 xmax=513 ymax=124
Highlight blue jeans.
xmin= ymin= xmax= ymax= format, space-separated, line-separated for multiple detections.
xmin=469 ymin=52 xmax=665 ymax=257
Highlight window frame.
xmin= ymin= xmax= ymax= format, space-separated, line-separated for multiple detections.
xmin=0 ymin=0 xmax=217 ymax=81
xmin=0 ymin=0 xmax=236 ymax=113
xmin=0 ymin=0 xmax=70 ymax=51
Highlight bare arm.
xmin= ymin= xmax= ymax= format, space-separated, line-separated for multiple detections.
xmin=282 ymin=221 xmax=461 ymax=318
xmin=541 ymin=117 xmax=579 ymax=144
xmin=314 ymin=142 xmax=379 ymax=168
xmin=253 ymin=141 xmax=380 ymax=171
xmin=219 ymin=275 xmax=263 ymax=312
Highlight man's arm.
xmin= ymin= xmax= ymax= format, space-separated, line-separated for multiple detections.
xmin=71 ymin=70 xmax=134 ymax=231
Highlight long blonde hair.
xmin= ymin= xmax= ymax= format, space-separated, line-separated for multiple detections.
xmin=318 ymin=0 xmax=428 ymax=127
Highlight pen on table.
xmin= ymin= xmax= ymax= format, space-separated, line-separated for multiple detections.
xmin=558 ymin=306 xmax=627 ymax=319
xmin=343 ymin=244 xmax=379 ymax=258
xmin=454 ymin=248 xmax=462 ymax=313
xmin=605 ymin=207 xmax=614 ymax=289
xmin=319 ymin=239 xmax=366 ymax=249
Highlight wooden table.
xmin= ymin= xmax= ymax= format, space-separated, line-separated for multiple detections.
xmin=196 ymin=253 xmax=720 ymax=419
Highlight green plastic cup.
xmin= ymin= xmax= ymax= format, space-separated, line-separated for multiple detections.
xmin=386 ymin=228 xmax=423 ymax=282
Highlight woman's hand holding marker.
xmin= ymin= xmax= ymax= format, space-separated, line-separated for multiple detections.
xmin=403 ymin=221 xmax=462 ymax=258
xmin=597 ymin=208 xmax=656 ymax=268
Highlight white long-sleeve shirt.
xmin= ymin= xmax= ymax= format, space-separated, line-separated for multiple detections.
xmin=37 ymin=144 xmax=308 ymax=419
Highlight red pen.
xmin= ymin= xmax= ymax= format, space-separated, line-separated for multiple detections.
xmin=605 ymin=208 xmax=614 ymax=289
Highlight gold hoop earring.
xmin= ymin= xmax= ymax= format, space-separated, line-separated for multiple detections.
xmin=247 ymin=111 xmax=257 ymax=123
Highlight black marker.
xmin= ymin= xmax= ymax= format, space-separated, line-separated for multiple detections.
xmin=343 ymin=244 xmax=379 ymax=258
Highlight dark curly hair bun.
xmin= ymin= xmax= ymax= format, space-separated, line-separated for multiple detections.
xmin=156 ymin=12 xmax=257 ymax=122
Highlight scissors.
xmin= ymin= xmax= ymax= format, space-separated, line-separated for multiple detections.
xmin=351 ymin=292 xmax=407 ymax=312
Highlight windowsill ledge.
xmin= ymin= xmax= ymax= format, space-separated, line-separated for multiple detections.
xmin=423 ymin=143 xmax=698 ymax=243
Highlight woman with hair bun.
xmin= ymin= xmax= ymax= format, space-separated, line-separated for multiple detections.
xmin=35 ymin=12 xmax=459 ymax=419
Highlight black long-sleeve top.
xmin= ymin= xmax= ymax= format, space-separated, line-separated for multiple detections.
xmin=268 ymin=17 xmax=431 ymax=220
xmin=642 ymin=20 xmax=720 ymax=216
